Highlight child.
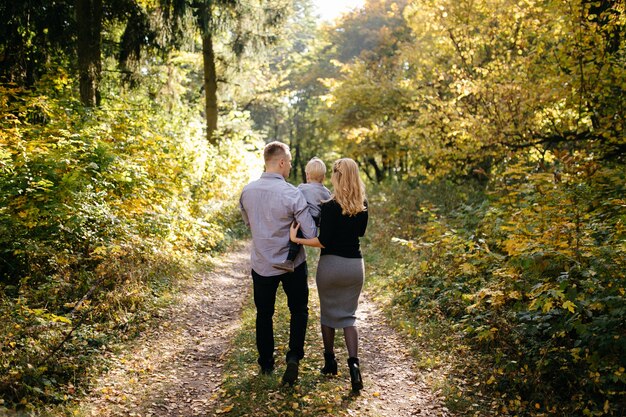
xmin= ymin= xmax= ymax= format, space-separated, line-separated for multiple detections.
xmin=273 ymin=157 xmax=331 ymax=272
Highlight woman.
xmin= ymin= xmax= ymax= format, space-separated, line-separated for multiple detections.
xmin=290 ymin=158 xmax=368 ymax=392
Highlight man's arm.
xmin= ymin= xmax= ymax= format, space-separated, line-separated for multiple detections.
xmin=293 ymin=192 xmax=316 ymax=238
xmin=239 ymin=193 xmax=250 ymax=228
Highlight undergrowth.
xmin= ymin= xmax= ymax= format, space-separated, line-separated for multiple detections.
xmin=364 ymin=173 xmax=626 ymax=416
xmin=0 ymin=74 xmax=263 ymax=412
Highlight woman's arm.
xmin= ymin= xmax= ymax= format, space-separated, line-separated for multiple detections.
xmin=358 ymin=209 xmax=368 ymax=237
xmin=290 ymin=222 xmax=324 ymax=248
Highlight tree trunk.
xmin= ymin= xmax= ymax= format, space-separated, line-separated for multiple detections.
xmin=76 ymin=0 xmax=102 ymax=107
xmin=367 ymin=157 xmax=385 ymax=183
xmin=202 ymin=32 xmax=218 ymax=144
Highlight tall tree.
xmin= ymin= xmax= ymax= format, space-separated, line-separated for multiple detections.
xmin=246 ymin=0 xmax=323 ymax=178
xmin=76 ymin=0 xmax=103 ymax=107
xmin=319 ymin=0 xmax=414 ymax=181
xmin=190 ymin=0 xmax=291 ymax=143
xmin=195 ymin=1 xmax=221 ymax=143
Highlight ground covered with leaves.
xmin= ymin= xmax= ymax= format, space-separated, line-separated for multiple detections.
xmin=25 ymin=243 xmax=450 ymax=417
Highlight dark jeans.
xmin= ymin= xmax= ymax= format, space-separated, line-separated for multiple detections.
xmin=252 ymin=261 xmax=309 ymax=369
xmin=286 ymin=229 xmax=303 ymax=261
xmin=286 ymin=216 xmax=319 ymax=261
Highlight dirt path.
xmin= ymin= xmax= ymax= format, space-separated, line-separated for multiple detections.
xmin=80 ymin=243 xmax=252 ymax=417
xmin=355 ymin=295 xmax=450 ymax=416
xmin=74 ymin=242 xmax=450 ymax=417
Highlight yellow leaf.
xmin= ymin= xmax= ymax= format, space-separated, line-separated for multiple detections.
xmin=508 ymin=291 xmax=521 ymax=299
xmin=542 ymin=301 xmax=553 ymax=313
xmin=216 ymin=404 xmax=233 ymax=414
xmin=460 ymin=262 xmax=478 ymax=275
xmin=562 ymin=300 xmax=576 ymax=313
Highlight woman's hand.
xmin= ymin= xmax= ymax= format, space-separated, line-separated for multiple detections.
xmin=290 ymin=222 xmax=300 ymax=243
xmin=289 ymin=222 xmax=324 ymax=248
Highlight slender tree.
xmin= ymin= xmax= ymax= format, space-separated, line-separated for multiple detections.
xmin=194 ymin=1 xmax=223 ymax=143
xmin=76 ymin=0 xmax=103 ymax=107
xmin=246 ymin=0 xmax=320 ymax=178
xmin=189 ymin=0 xmax=291 ymax=142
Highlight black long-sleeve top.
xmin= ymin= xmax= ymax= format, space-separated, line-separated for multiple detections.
xmin=317 ymin=199 xmax=368 ymax=258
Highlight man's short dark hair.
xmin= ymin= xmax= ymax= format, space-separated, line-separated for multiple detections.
xmin=263 ymin=141 xmax=290 ymax=162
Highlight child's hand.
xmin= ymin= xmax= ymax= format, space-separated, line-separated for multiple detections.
xmin=290 ymin=222 xmax=300 ymax=242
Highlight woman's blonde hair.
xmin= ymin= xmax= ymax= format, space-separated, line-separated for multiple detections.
xmin=330 ymin=158 xmax=366 ymax=216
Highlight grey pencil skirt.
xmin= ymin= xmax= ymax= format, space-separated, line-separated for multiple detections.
xmin=316 ymin=254 xmax=365 ymax=329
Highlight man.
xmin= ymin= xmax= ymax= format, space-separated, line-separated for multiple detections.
xmin=239 ymin=141 xmax=317 ymax=385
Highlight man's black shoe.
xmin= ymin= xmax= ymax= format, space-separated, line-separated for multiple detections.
xmin=281 ymin=360 xmax=299 ymax=386
xmin=260 ymin=366 xmax=274 ymax=375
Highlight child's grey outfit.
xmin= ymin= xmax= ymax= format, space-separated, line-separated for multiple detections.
xmin=275 ymin=183 xmax=331 ymax=271
xmin=298 ymin=183 xmax=332 ymax=227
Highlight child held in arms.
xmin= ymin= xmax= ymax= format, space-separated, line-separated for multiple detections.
xmin=273 ymin=157 xmax=331 ymax=272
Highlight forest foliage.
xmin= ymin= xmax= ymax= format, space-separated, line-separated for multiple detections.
xmin=0 ymin=0 xmax=267 ymax=411
xmin=281 ymin=0 xmax=623 ymax=415
xmin=1 ymin=0 xmax=624 ymax=415
xmin=251 ymin=0 xmax=624 ymax=415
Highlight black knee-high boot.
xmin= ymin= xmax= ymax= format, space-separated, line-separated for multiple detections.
xmin=347 ymin=357 xmax=363 ymax=392
xmin=321 ymin=352 xmax=338 ymax=375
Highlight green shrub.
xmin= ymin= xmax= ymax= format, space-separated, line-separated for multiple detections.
xmin=366 ymin=156 xmax=625 ymax=416
xmin=0 ymin=74 xmax=263 ymax=410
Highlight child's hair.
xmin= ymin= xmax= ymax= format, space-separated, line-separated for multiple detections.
xmin=305 ymin=157 xmax=327 ymax=182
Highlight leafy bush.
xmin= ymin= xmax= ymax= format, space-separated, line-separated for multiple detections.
xmin=367 ymin=153 xmax=625 ymax=416
xmin=0 ymin=73 xmax=263 ymax=410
